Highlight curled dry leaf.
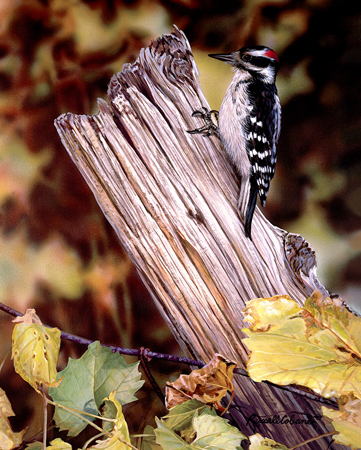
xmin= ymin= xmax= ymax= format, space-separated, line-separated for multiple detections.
xmin=12 ymin=309 xmax=42 ymax=325
xmin=165 ymin=354 xmax=236 ymax=411
xmin=12 ymin=308 xmax=61 ymax=393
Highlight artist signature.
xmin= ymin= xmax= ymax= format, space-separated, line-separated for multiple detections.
xmin=246 ymin=412 xmax=322 ymax=427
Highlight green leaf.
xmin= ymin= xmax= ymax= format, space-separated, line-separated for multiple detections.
xmin=154 ymin=418 xmax=194 ymax=450
xmin=192 ymin=409 xmax=246 ymax=450
xmin=50 ymin=365 xmax=98 ymax=436
xmin=25 ymin=443 xmax=43 ymax=450
xmin=163 ymin=399 xmax=208 ymax=436
xmin=154 ymin=408 xmax=245 ymax=450
xmin=91 ymin=343 xmax=144 ymax=407
xmin=139 ymin=425 xmax=162 ymax=450
xmin=49 ymin=341 xmax=144 ymax=436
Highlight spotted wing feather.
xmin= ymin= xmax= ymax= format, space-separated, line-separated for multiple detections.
xmin=245 ymin=82 xmax=279 ymax=207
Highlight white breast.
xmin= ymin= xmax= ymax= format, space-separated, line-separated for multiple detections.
xmin=218 ymin=71 xmax=252 ymax=181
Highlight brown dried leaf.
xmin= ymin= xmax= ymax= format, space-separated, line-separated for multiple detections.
xmin=12 ymin=309 xmax=42 ymax=325
xmin=165 ymin=354 xmax=236 ymax=411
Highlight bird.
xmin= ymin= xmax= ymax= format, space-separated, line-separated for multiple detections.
xmin=190 ymin=46 xmax=281 ymax=239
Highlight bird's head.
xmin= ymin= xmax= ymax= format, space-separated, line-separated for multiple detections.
xmin=209 ymin=46 xmax=280 ymax=84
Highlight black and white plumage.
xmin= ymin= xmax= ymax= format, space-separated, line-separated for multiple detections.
xmin=209 ymin=46 xmax=281 ymax=239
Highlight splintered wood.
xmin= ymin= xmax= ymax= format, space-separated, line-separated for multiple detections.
xmin=55 ymin=27 xmax=341 ymax=448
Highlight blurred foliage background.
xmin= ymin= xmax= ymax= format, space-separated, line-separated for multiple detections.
xmin=0 ymin=0 xmax=361 ymax=445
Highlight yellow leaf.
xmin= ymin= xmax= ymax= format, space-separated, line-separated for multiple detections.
xmin=243 ymin=295 xmax=302 ymax=331
xmin=322 ymin=396 xmax=361 ymax=449
xmin=165 ymin=354 xmax=236 ymax=411
xmin=304 ymin=291 xmax=361 ymax=357
xmin=46 ymin=438 xmax=72 ymax=450
xmin=0 ymin=388 xmax=15 ymax=418
xmin=12 ymin=309 xmax=61 ymax=392
xmin=242 ymin=293 xmax=361 ymax=399
xmin=0 ymin=388 xmax=26 ymax=450
xmin=249 ymin=433 xmax=287 ymax=450
xmin=25 ymin=442 xmax=43 ymax=450
xmin=89 ymin=391 xmax=132 ymax=450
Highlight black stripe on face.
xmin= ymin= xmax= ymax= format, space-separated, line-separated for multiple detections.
xmin=242 ymin=55 xmax=270 ymax=68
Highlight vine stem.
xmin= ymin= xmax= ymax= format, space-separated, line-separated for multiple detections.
xmin=40 ymin=388 xmax=47 ymax=450
xmin=82 ymin=432 xmax=104 ymax=450
xmin=45 ymin=398 xmax=114 ymax=423
xmin=46 ymin=399 xmax=138 ymax=450
xmin=287 ymin=431 xmax=340 ymax=450
xmin=0 ymin=301 xmax=338 ymax=407
xmin=0 ymin=301 xmax=205 ymax=367
xmin=45 ymin=398 xmax=106 ymax=434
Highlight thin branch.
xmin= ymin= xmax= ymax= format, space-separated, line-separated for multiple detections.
xmin=0 ymin=300 xmax=337 ymax=409
xmin=0 ymin=301 xmax=204 ymax=366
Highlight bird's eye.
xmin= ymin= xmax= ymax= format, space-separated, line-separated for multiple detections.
xmin=241 ymin=54 xmax=252 ymax=62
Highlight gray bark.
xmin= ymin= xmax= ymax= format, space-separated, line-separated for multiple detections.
xmin=55 ymin=26 xmax=344 ymax=449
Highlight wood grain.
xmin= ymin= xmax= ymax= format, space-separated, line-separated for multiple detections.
xmin=55 ymin=27 xmax=344 ymax=449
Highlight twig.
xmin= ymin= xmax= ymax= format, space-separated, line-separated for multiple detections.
xmin=288 ymin=431 xmax=339 ymax=450
xmin=138 ymin=347 xmax=165 ymax=405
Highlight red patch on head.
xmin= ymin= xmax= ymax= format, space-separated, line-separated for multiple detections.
xmin=264 ymin=49 xmax=279 ymax=62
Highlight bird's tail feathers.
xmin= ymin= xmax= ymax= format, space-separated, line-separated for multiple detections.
xmin=245 ymin=179 xmax=258 ymax=240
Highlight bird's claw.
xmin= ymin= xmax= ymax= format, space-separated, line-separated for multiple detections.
xmin=187 ymin=107 xmax=220 ymax=138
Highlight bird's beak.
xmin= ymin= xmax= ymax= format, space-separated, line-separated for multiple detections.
xmin=208 ymin=52 xmax=237 ymax=65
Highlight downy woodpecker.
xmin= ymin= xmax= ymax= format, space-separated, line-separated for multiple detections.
xmin=191 ymin=46 xmax=281 ymax=239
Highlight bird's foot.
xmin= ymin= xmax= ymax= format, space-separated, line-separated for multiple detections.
xmin=187 ymin=107 xmax=220 ymax=138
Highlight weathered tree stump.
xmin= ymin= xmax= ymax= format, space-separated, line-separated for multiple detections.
xmin=55 ymin=26 xmax=344 ymax=449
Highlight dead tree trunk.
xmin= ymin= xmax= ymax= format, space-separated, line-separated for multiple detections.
xmin=55 ymin=27 xmax=344 ymax=449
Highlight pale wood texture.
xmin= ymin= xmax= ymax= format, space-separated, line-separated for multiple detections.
xmin=55 ymin=27 xmax=344 ymax=449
